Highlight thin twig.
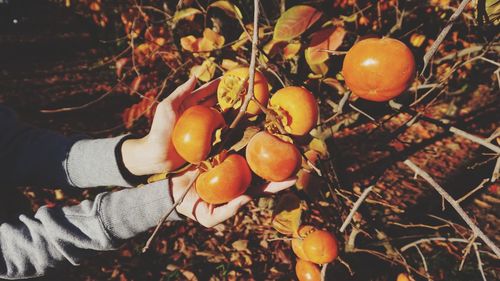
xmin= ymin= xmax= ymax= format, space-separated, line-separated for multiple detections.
xmin=457 ymin=178 xmax=489 ymax=203
xmin=473 ymin=243 xmax=487 ymax=281
xmin=229 ymin=0 xmax=260 ymax=128
xmin=449 ymin=126 xmax=500 ymax=154
xmin=421 ymin=0 xmax=471 ymax=74
xmin=415 ymin=245 xmax=432 ymax=281
xmin=404 ymin=160 xmax=500 ymax=258
xmin=142 ymin=170 xmax=200 ymax=253
xmin=320 ymin=263 xmax=328 ymax=281
xmin=401 ymin=237 xmax=482 ymax=252
xmin=340 ymin=186 xmax=373 ymax=232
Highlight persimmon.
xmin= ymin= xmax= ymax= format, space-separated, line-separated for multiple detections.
xmin=245 ymin=131 xmax=301 ymax=182
xmin=342 ymin=37 xmax=416 ymax=102
xmin=172 ymin=105 xmax=225 ymax=164
xmin=292 ymin=225 xmax=317 ymax=261
xmin=295 ymin=259 xmax=321 ymax=281
xmin=217 ymin=67 xmax=270 ymax=115
xmin=396 ymin=273 xmax=411 ymax=281
xmin=269 ymin=86 xmax=318 ymax=136
xmin=195 ymin=154 xmax=252 ymax=204
xmin=302 ymin=230 xmax=338 ymax=264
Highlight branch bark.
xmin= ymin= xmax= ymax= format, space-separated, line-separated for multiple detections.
xmin=229 ymin=0 xmax=260 ymax=129
xmin=404 ymin=160 xmax=500 ymax=258
xmin=421 ymin=0 xmax=471 ymax=74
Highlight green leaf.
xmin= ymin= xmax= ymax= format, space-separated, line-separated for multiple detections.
xmin=274 ymin=5 xmax=322 ymax=41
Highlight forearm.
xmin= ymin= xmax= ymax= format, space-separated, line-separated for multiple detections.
xmin=0 ymin=179 xmax=180 ymax=280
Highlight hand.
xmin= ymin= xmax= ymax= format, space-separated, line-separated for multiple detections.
xmin=170 ymin=169 xmax=297 ymax=228
xmin=121 ymin=76 xmax=220 ymax=176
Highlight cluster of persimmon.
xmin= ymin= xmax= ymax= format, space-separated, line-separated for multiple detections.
xmin=292 ymin=225 xmax=339 ymax=281
xmin=168 ymin=36 xmax=415 ymax=280
xmin=170 ymin=66 xmax=319 ymax=205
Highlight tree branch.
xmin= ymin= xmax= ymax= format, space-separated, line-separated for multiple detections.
xmin=404 ymin=160 xmax=500 ymax=258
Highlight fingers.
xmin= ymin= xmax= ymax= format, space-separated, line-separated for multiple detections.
xmin=212 ymin=195 xmax=251 ymax=222
xmin=182 ymin=77 xmax=221 ymax=108
xmin=165 ymin=75 xmax=197 ymax=103
xmin=261 ymin=177 xmax=297 ymax=194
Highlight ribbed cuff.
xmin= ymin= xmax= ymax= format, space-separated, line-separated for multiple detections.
xmin=65 ymin=136 xmax=132 ymax=188
xmin=114 ymin=135 xmax=149 ymax=186
xmin=98 ymin=180 xmax=182 ymax=241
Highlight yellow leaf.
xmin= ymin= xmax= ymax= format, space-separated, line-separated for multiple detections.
xmin=274 ymin=5 xmax=322 ymax=41
xmin=180 ymin=35 xmax=199 ymax=52
xmin=209 ymin=0 xmax=243 ymax=19
xmin=221 ymin=59 xmax=241 ymax=70
xmin=272 ymin=192 xmax=302 ymax=236
xmin=172 ymin=8 xmax=202 ymax=24
xmin=308 ymin=61 xmax=328 ymax=76
xmin=190 ymin=58 xmax=216 ymax=82
xmin=309 ymin=138 xmax=328 ymax=157
xmin=283 ymin=42 xmax=301 ymax=60
xmin=410 ymin=33 xmax=426 ymax=47
xmin=232 ymin=240 xmax=249 ymax=251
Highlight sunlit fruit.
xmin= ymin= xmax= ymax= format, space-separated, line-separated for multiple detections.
xmin=195 ymin=154 xmax=252 ymax=204
xmin=302 ymin=230 xmax=338 ymax=264
xmin=245 ymin=131 xmax=301 ymax=181
xmin=269 ymin=86 xmax=318 ymax=136
xmin=292 ymin=225 xmax=317 ymax=261
xmin=342 ymin=37 xmax=415 ymax=102
xmin=172 ymin=105 xmax=225 ymax=164
xmin=295 ymin=259 xmax=321 ymax=281
xmin=217 ymin=67 xmax=270 ymax=115
xmin=397 ymin=273 xmax=411 ymax=281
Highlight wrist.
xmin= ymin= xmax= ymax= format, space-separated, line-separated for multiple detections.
xmin=121 ymin=135 xmax=158 ymax=176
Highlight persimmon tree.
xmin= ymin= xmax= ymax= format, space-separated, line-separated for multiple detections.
xmin=46 ymin=0 xmax=500 ymax=280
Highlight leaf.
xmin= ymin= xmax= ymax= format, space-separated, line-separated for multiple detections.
xmin=199 ymin=28 xmax=225 ymax=51
xmin=274 ymin=5 xmax=322 ymax=41
xmin=230 ymin=126 xmax=261 ymax=151
xmin=209 ymin=1 xmax=243 ymax=19
xmin=122 ymin=89 xmax=158 ymax=129
xmin=308 ymin=61 xmax=328 ymax=76
xmin=115 ymin=57 xmax=129 ymax=77
xmin=305 ymin=27 xmax=346 ymax=65
xmin=232 ymin=240 xmax=249 ymax=252
xmin=309 ymin=138 xmax=329 ymax=157
xmin=485 ymin=0 xmax=500 ymax=24
xmin=180 ymin=35 xmax=199 ymax=52
xmin=322 ymin=77 xmax=346 ymax=93
xmin=190 ymin=58 xmax=216 ymax=82
xmin=172 ymin=8 xmax=202 ymax=24
xmin=221 ymin=58 xmax=241 ymax=70
xmin=272 ymin=192 xmax=302 ymax=236
xmin=130 ymin=75 xmax=143 ymax=95
xmin=283 ymin=42 xmax=301 ymax=60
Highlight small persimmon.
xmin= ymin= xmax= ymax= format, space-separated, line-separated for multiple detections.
xmin=196 ymin=154 xmax=252 ymax=204
xmin=269 ymin=86 xmax=318 ymax=136
xmin=302 ymin=230 xmax=338 ymax=264
xmin=292 ymin=225 xmax=317 ymax=261
xmin=342 ymin=37 xmax=416 ymax=102
xmin=217 ymin=67 xmax=270 ymax=115
xmin=245 ymin=131 xmax=301 ymax=182
xmin=172 ymin=105 xmax=225 ymax=164
xmin=295 ymin=259 xmax=321 ymax=281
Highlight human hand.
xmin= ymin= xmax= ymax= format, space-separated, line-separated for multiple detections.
xmin=121 ymin=76 xmax=220 ymax=176
xmin=170 ymin=169 xmax=297 ymax=228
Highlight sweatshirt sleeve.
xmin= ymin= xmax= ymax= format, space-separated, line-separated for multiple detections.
xmin=0 ymin=180 xmax=181 ymax=280
xmin=0 ymin=105 xmax=83 ymax=188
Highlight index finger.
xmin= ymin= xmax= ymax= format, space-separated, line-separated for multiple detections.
xmin=182 ymin=77 xmax=221 ymax=108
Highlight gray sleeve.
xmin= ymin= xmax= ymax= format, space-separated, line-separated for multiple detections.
xmin=64 ymin=136 xmax=132 ymax=188
xmin=0 ymin=180 xmax=181 ymax=280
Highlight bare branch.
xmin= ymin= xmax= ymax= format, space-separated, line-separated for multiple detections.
xmin=404 ymin=160 xmax=500 ymax=258
xmin=229 ymin=0 xmax=260 ymax=129
xmin=421 ymin=0 xmax=471 ymax=74
xmin=340 ymin=186 xmax=373 ymax=232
